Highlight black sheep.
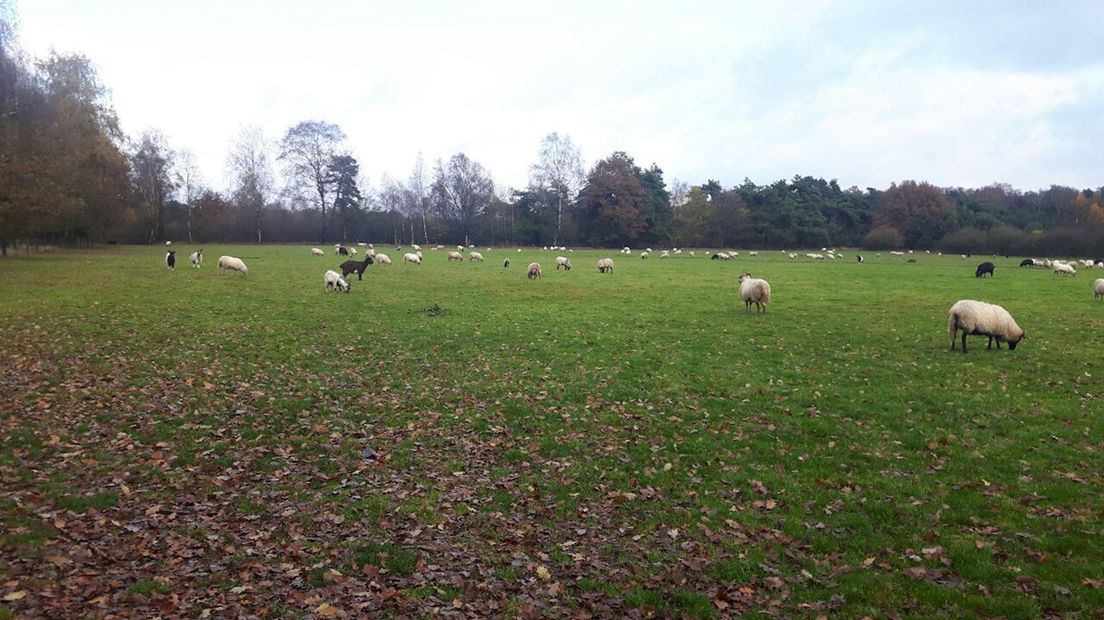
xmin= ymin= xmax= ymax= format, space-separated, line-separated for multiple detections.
xmin=856 ymin=255 xmax=864 ymax=263
xmin=337 ymin=246 xmax=349 ymax=256
xmin=340 ymin=254 xmax=374 ymax=280
xmin=975 ymin=261 xmax=995 ymax=277
xmin=165 ymin=250 xmax=176 ymax=270
xmin=1019 ymin=259 xmax=1034 ymax=267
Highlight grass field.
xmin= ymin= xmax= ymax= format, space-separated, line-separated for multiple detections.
xmin=2 ymin=245 xmax=1103 ymax=618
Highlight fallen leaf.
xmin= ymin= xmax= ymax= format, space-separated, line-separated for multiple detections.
xmin=3 ymin=591 xmax=27 ymax=601
xmin=536 ymin=565 xmax=551 ymax=581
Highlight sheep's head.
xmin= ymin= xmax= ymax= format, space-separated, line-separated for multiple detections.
xmin=738 ymin=272 xmax=751 ymax=282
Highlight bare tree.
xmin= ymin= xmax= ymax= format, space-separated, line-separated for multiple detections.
xmin=174 ymin=149 xmax=203 ymax=243
xmin=529 ymin=132 xmax=584 ymax=245
xmin=227 ymin=125 xmax=275 ymax=244
xmin=407 ymin=152 xmax=430 ymax=245
xmin=669 ymin=178 xmax=689 ymax=209
xmin=278 ymin=120 xmax=345 ymax=243
xmin=130 ymin=129 xmax=175 ymax=243
xmin=431 ymin=153 xmax=494 ymax=246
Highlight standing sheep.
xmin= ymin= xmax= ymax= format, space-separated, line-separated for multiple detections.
xmin=503 ymin=258 xmax=511 ymax=268
xmin=1094 ymin=278 xmax=1104 ymax=301
xmin=447 ymin=251 xmax=464 ymax=262
xmin=555 ymin=256 xmax=572 ymax=270
xmin=324 ymin=269 xmax=351 ymax=292
xmin=469 ymin=251 xmax=485 ymax=262
xmin=597 ymin=258 xmax=614 ymax=273
xmin=856 ymin=254 xmax=864 ymax=263
xmin=217 ymin=256 xmax=249 ymax=275
xmin=165 ymin=250 xmax=176 ymax=270
xmin=738 ymin=273 xmax=771 ymax=315
xmin=947 ymin=300 xmax=1025 ymax=353
xmin=975 ymin=262 xmax=995 ymax=278
xmin=189 ymin=249 xmax=203 ymax=268
xmin=527 ymin=262 xmax=542 ymax=279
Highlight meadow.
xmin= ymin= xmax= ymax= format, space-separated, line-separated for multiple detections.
xmin=1 ymin=245 xmax=1102 ymax=618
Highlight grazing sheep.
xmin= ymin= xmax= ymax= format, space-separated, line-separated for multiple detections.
xmin=1019 ymin=258 xmax=1034 ymax=267
xmin=975 ymin=262 xmax=995 ymax=278
xmin=788 ymin=253 xmax=796 ymax=260
xmin=324 ymin=269 xmax=351 ymax=293
xmin=660 ymin=250 xmax=670 ymax=258
xmin=336 ymin=245 xmax=349 ymax=256
xmin=447 ymin=251 xmax=464 ymax=262
xmin=457 ymin=245 xmax=465 ymax=251
xmin=527 ymin=262 xmax=541 ymax=279
xmin=738 ymin=273 xmax=771 ymax=315
xmin=1054 ymin=262 xmax=1076 ymax=276
xmin=165 ymin=240 xmax=172 ymax=246
xmin=948 ymin=300 xmax=1025 ymax=353
xmin=555 ymin=256 xmax=572 ymax=270
xmin=503 ymin=258 xmax=511 ymax=268
xmin=689 ymin=251 xmax=695 ymax=257
xmin=412 ymin=244 xmax=421 ymax=251
xmin=217 ymin=255 xmax=249 ymax=275
xmin=640 ymin=252 xmax=649 ymax=259
xmin=165 ymin=250 xmax=176 ymax=270
xmin=597 ymin=258 xmax=614 ymax=273
xmin=856 ymin=254 xmax=864 ymax=263
xmin=1094 ymin=278 xmax=1104 ymax=301
xmin=340 ymin=254 xmax=374 ymax=280
xmin=403 ymin=252 xmax=421 ymax=264
xmin=748 ymin=251 xmax=758 ymax=257
xmin=311 ymin=247 xmax=325 ymax=256
xmin=375 ymin=253 xmax=392 ymax=265
xmin=357 ymin=242 xmax=366 ymax=247
xmin=469 ymin=251 xmax=485 ymax=262
xmin=190 ymin=249 xmax=203 ymax=268
xmin=349 ymin=247 xmax=359 ymax=257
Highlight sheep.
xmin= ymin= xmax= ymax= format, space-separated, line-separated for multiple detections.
xmin=336 ymin=245 xmax=349 ymax=256
xmin=890 ymin=251 xmax=905 ymax=256
xmin=165 ymin=240 xmax=172 ymax=246
xmin=597 ymin=257 xmax=614 ymax=273
xmin=1019 ymin=258 xmax=1034 ymax=267
xmin=447 ymin=251 xmax=464 ymax=262
xmin=357 ymin=242 xmax=366 ymax=247
xmin=349 ymin=247 xmax=358 ymax=256
xmin=324 ymin=269 xmax=351 ymax=293
xmin=527 ymin=262 xmax=541 ymax=279
xmin=788 ymin=253 xmax=796 ymax=260
xmin=855 ymin=254 xmax=864 ymax=263
xmin=1054 ymin=262 xmax=1076 ymax=276
xmin=555 ymin=256 xmax=572 ymax=270
xmin=738 ymin=273 xmax=771 ymax=315
xmin=340 ymin=254 xmax=374 ymax=280
xmin=190 ymin=249 xmax=203 ymax=268
xmin=948 ymin=300 xmax=1025 ymax=353
xmin=375 ymin=253 xmax=392 ymax=266
xmin=469 ymin=251 xmax=485 ymax=262
xmin=640 ymin=252 xmax=649 ymax=259
xmin=660 ymin=250 xmax=670 ymax=258
xmin=1095 ymin=278 xmax=1104 ymax=301
xmin=403 ymin=252 xmax=421 ymax=264
xmin=412 ymin=244 xmax=421 ymax=251
xmin=311 ymin=247 xmax=325 ymax=257
xmin=217 ymin=255 xmax=249 ymax=275
xmin=975 ymin=262 xmax=995 ymax=278
xmin=457 ymin=245 xmax=465 ymax=251
xmin=748 ymin=250 xmax=758 ymax=257
xmin=165 ymin=250 xmax=176 ymax=270
xmin=503 ymin=258 xmax=511 ymax=268
xmin=689 ymin=251 xmax=695 ymax=257
xmin=712 ymin=252 xmax=730 ymax=260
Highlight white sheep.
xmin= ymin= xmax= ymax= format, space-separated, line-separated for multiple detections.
xmin=1054 ymin=262 xmax=1076 ymax=276
xmin=1094 ymin=278 xmax=1104 ymax=301
xmin=311 ymin=247 xmax=324 ymax=256
xmin=738 ymin=273 xmax=771 ymax=315
xmin=640 ymin=251 xmax=649 ymax=260
xmin=597 ymin=258 xmax=614 ymax=273
xmin=469 ymin=251 xmax=485 ymax=262
xmin=948 ymin=300 xmax=1024 ymax=353
xmin=374 ymin=253 xmax=391 ymax=265
xmin=527 ymin=262 xmax=541 ymax=279
xmin=748 ymin=250 xmax=758 ymax=257
xmin=660 ymin=250 xmax=670 ymax=258
xmin=403 ymin=252 xmax=421 ymax=264
xmin=788 ymin=253 xmax=796 ymax=260
xmin=689 ymin=251 xmax=695 ymax=257
xmin=447 ymin=251 xmax=464 ymax=262
xmin=349 ymin=247 xmax=358 ymax=256
xmin=457 ymin=245 xmax=465 ymax=251
xmin=165 ymin=240 xmax=172 ymax=246
xmin=412 ymin=244 xmax=421 ymax=251
xmin=555 ymin=256 xmax=572 ymax=270
xmin=189 ymin=249 xmax=203 ymax=268
xmin=324 ymin=269 xmax=350 ymax=292
xmin=217 ymin=255 xmax=248 ymax=275
xmin=357 ymin=242 xmax=366 ymax=247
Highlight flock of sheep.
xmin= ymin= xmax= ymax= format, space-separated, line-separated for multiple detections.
xmin=164 ymin=241 xmax=1103 ymax=353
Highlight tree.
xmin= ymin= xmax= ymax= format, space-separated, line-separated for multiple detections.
xmin=407 ymin=153 xmax=431 ymax=244
xmin=327 ymin=154 xmax=362 ymax=242
xmin=278 ymin=120 xmax=345 ymax=243
xmin=637 ymin=163 xmax=672 ymax=244
xmin=174 ymin=149 xmax=203 ymax=243
xmin=228 ymin=125 xmax=275 ymax=244
xmin=576 ymin=152 xmax=646 ymax=246
xmin=431 ymin=153 xmax=494 ymax=245
xmin=529 ymin=132 xmax=584 ymax=245
xmin=130 ymin=129 xmax=176 ymax=243
xmin=873 ymin=180 xmax=955 ymax=248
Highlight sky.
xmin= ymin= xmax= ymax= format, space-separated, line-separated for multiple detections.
xmin=13 ymin=0 xmax=1104 ymax=196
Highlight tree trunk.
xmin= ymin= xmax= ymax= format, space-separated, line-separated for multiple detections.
xmin=186 ymin=207 xmax=194 ymax=244
xmin=555 ymin=193 xmax=562 ymax=246
xmin=421 ymin=203 xmax=429 ymax=245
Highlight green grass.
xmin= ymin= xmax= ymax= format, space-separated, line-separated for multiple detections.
xmin=1 ymin=244 xmax=1102 ymax=617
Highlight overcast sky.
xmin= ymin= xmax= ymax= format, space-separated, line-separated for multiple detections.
xmin=15 ymin=0 xmax=1104 ymax=195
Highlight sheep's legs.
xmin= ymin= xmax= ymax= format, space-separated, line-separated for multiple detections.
xmin=961 ymin=331 xmax=968 ymax=353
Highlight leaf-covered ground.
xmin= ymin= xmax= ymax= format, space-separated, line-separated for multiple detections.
xmin=2 ymin=245 xmax=1102 ymax=618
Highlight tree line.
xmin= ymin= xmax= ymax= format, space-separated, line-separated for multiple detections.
xmin=2 ymin=7 xmax=1102 ymax=256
